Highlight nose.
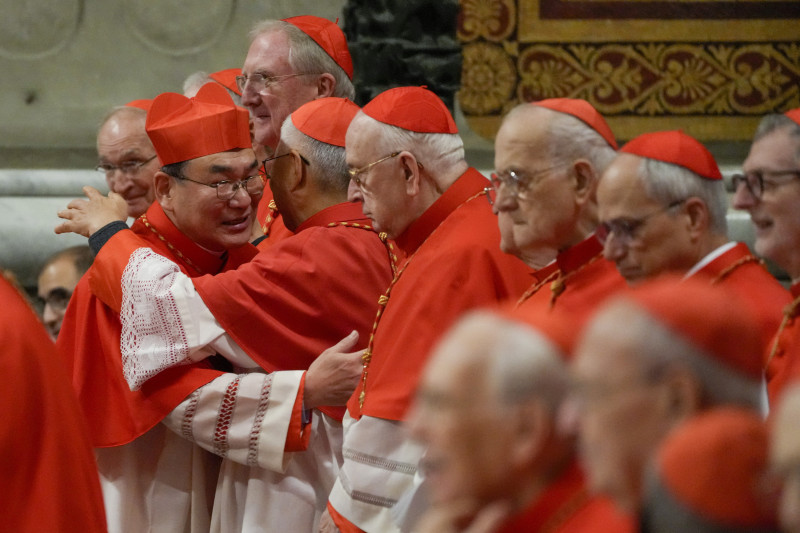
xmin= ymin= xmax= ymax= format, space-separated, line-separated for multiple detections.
xmin=107 ymin=171 xmax=134 ymax=194
xmin=42 ymin=304 xmax=61 ymax=339
xmin=491 ymin=185 xmax=516 ymax=215
xmin=240 ymin=82 xmax=261 ymax=108
xmin=347 ymin=181 xmax=364 ymax=203
xmin=602 ymin=232 xmax=626 ymax=262
xmin=228 ymin=185 xmax=254 ymax=208
xmin=732 ymin=180 xmax=757 ymax=211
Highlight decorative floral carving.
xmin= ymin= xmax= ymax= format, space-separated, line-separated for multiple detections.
xmin=459 ymin=42 xmax=517 ymax=114
xmin=458 ymin=0 xmax=515 ymax=43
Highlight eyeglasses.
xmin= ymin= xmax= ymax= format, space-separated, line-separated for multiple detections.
xmin=235 ymin=72 xmax=317 ymax=94
xmin=38 ymin=287 xmax=72 ymax=312
xmin=261 ymin=151 xmax=310 ymax=179
xmin=731 ymin=169 xmax=800 ymax=199
xmin=490 ymin=163 xmax=570 ymax=201
xmin=173 ymin=174 xmax=265 ymax=200
xmin=596 ymin=199 xmax=686 ymax=246
xmin=348 ymin=152 xmax=402 ymax=189
xmin=96 ymin=154 xmax=157 ymax=177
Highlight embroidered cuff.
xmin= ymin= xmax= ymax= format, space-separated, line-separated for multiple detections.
xmin=89 ymin=221 xmax=129 ymax=254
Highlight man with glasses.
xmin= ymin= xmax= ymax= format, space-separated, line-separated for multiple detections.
xmin=58 ymin=95 xmax=396 ymax=532
xmin=239 ymin=16 xmax=355 ymax=247
xmin=492 ymin=98 xmax=626 ymax=326
xmin=36 ymin=244 xmax=93 ymax=340
xmin=324 ymin=86 xmax=531 ymax=533
xmin=96 ymin=100 xmax=159 ymax=218
xmin=732 ymin=108 xmax=800 ymax=405
xmin=597 ymin=130 xmax=789 ymax=403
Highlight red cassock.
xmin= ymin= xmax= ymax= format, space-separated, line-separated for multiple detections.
xmin=349 ymin=168 xmax=533 ymax=421
xmin=494 ymin=462 xmax=635 ymax=533
xmin=514 ymin=235 xmax=627 ymax=328
xmin=766 ymin=282 xmax=800 ymax=406
xmin=1 ymin=275 xmax=107 ymax=533
xmin=191 ymin=201 xmax=397 ymax=421
xmin=56 ymin=202 xmax=258 ymax=447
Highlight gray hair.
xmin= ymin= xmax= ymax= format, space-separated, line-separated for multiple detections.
xmin=350 ymin=111 xmax=467 ymax=184
xmin=182 ymin=71 xmax=242 ymax=105
xmin=753 ymin=113 xmax=800 ymax=162
xmin=621 ymin=303 xmax=762 ymax=410
xmin=280 ymin=115 xmax=349 ymax=194
xmin=249 ymin=20 xmax=355 ymax=100
xmin=637 ymin=158 xmax=729 ymax=236
xmin=458 ymin=311 xmax=571 ymax=415
xmin=40 ymin=245 xmax=94 ymax=279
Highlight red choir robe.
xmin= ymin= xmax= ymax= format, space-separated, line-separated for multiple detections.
xmin=766 ymin=282 xmax=800 ymax=406
xmin=494 ymin=462 xmax=635 ymax=533
xmin=192 ymin=201 xmax=397 ymax=421
xmin=57 ymin=202 xmax=258 ymax=447
xmin=330 ymin=168 xmax=532 ymax=532
xmin=689 ymin=242 xmax=791 ymax=403
xmin=515 ymin=235 xmax=626 ymax=328
xmin=1 ymin=275 xmax=107 ymax=533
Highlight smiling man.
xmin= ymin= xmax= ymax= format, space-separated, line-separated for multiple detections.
xmin=732 ymin=108 xmax=800 ymax=404
xmin=597 ymin=130 xmax=789 ymax=401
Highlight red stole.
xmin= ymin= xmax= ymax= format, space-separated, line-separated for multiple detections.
xmin=56 ymin=202 xmax=258 ymax=447
xmin=192 ymin=202 xmax=396 ymax=421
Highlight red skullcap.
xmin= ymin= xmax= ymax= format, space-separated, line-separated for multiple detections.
xmin=146 ymin=82 xmax=251 ymax=166
xmin=621 ymin=130 xmax=722 ymax=180
xmin=624 ymin=276 xmax=763 ymax=380
xmin=291 ymin=97 xmax=360 ymax=148
xmin=209 ymin=68 xmax=242 ymax=96
xmin=785 ymin=108 xmax=800 ymax=127
xmin=362 ymin=86 xmax=458 ymax=134
xmin=656 ymin=408 xmax=775 ymax=529
xmin=125 ymin=99 xmax=152 ymax=112
xmin=532 ymin=98 xmax=618 ymax=149
xmin=283 ymin=15 xmax=353 ymax=80
xmin=498 ymin=304 xmax=576 ymax=361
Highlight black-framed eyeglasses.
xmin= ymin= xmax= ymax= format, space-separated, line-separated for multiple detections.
xmin=235 ymin=72 xmax=319 ymax=94
xmin=731 ymin=169 xmax=800 ymax=199
xmin=38 ymin=287 xmax=72 ymax=312
xmin=596 ymin=199 xmax=686 ymax=246
xmin=261 ymin=152 xmax=310 ymax=179
xmin=490 ymin=162 xmax=570 ymax=201
xmin=172 ymin=173 xmax=265 ymax=200
xmin=96 ymin=154 xmax=157 ymax=177
xmin=347 ymin=152 xmax=401 ymax=189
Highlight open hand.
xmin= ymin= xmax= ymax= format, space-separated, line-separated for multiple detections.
xmin=304 ymin=331 xmax=362 ymax=410
xmin=55 ymin=186 xmax=128 ymax=237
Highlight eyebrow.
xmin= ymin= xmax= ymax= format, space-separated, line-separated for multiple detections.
xmin=209 ymin=159 xmax=259 ymax=175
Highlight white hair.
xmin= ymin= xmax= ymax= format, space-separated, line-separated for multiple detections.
xmin=637 ymin=158 xmax=729 ymax=236
xmin=249 ymin=19 xmax=355 ymax=100
xmin=280 ymin=116 xmax=349 ymax=193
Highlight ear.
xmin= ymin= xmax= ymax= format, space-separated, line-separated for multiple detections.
xmin=399 ymin=152 xmax=423 ymax=196
xmin=286 ymin=150 xmax=307 ymax=192
xmin=315 ymin=73 xmax=336 ymax=98
xmin=659 ymin=367 xmax=703 ymax=421
xmin=153 ymin=171 xmax=175 ymax=213
xmin=508 ymin=400 xmax=552 ymax=468
xmin=571 ymin=159 xmax=597 ymax=207
xmin=683 ymin=197 xmax=710 ymax=238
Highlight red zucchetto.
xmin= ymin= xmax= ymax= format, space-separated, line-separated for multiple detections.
xmin=209 ymin=68 xmax=242 ymax=96
xmin=284 ymin=15 xmax=353 ymax=80
xmin=125 ymin=99 xmax=152 ymax=112
xmin=785 ymin=107 xmax=800 ymax=127
xmin=533 ymin=98 xmax=618 ymax=149
xmin=620 ymin=130 xmax=723 ymax=181
xmin=145 ymin=82 xmax=251 ymax=166
xmin=291 ymin=97 xmax=360 ymax=148
xmin=362 ymin=86 xmax=458 ymax=134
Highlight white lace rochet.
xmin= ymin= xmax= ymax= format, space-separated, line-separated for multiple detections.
xmin=120 ymin=248 xmax=193 ymax=390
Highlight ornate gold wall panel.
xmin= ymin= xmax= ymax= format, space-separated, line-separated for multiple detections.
xmin=458 ymin=0 xmax=800 ymax=141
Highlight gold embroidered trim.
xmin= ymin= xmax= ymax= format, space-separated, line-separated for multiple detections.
xmin=766 ymin=294 xmax=800 ymax=369
xmin=140 ymin=214 xmax=204 ymax=274
xmin=326 ymin=222 xmax=399 ymax=276
xmin=709 ymin=254 xmax=763 ymax=285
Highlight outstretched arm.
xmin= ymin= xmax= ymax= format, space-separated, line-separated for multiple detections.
xmin=55 ymin=186 xmax=128 ymax=237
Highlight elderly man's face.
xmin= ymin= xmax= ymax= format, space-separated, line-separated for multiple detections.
xmin=597 ymin=154 xmax=694 ymax=284
xmin=771 ymin=386 xmax=800 ymax=533
xmin=492 ymin=111 xmax=579 ymax=266
xmin=37 ymin=255 xmax=82 ymax=340
xmin=240 ymin=30 xmax=321 ymax=151
xmin=97 ymin=111 xmax=159 ymax=218
xmin=408 ymin=334 xmax=514 ymax=506
xmin=163 ymin=149 xmax=261 ymax=252
xmin=570 ymin=302 xmax=675 ymax=511
xmin=733 ymin=126 xmax=800 ymax=278
xmin=345 ymin=120 xmax=412 ymax=239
